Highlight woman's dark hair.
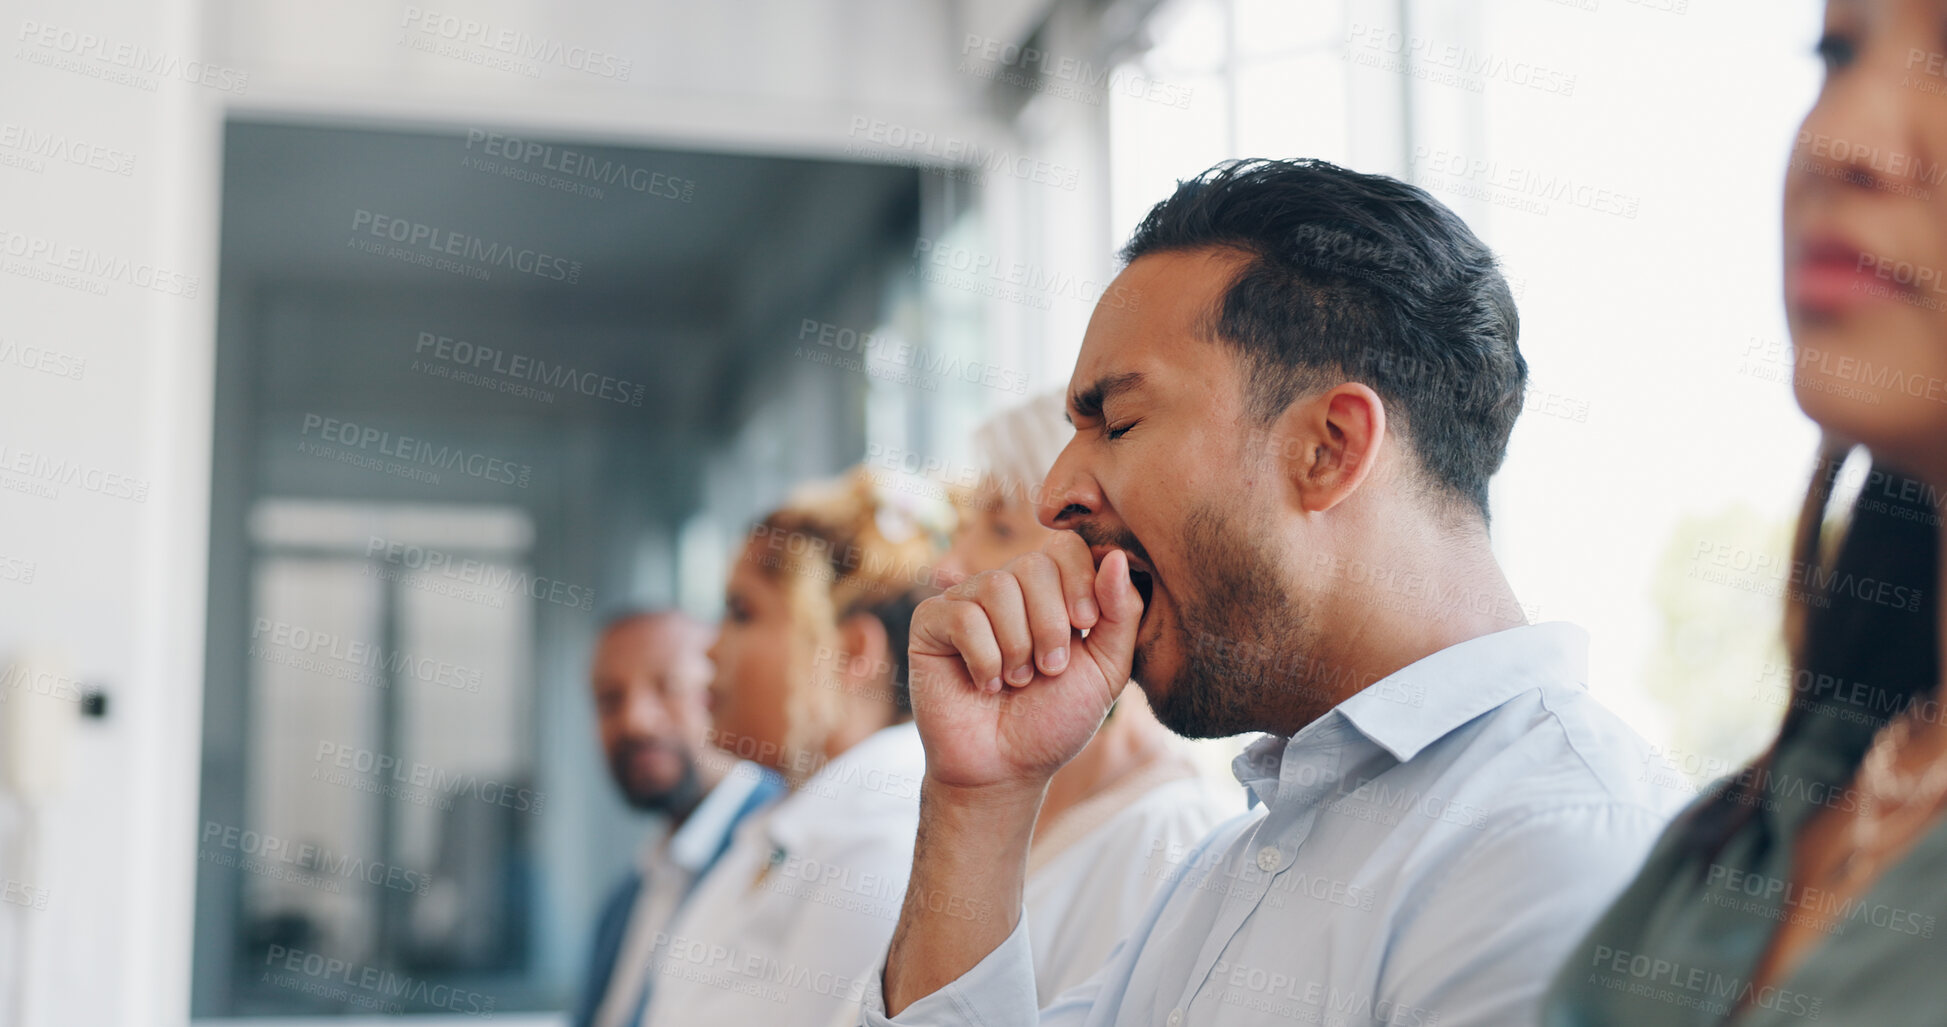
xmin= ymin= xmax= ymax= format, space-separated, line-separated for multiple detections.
xmin=863 ymin=588 xmax=928 ymax=717
xmin=1121 ymin=157 xmax=1526 ymax=520
xmin=1683 ymin=443 xmax=1940 ymax=860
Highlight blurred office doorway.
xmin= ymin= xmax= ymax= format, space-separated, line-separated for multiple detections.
xmin=192 ymin=119 xmax=934 ymax=1017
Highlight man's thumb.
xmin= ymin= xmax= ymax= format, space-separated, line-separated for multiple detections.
xmin=1086 ymin=549 xmax=1143 ymax=678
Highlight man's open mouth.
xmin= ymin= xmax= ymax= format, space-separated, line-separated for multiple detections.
xmin=1126 ymin=562 xmax=1156 ymax=620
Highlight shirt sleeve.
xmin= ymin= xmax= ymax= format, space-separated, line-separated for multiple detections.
xmin=860 ymin=912 xmax=1093 ymax=1027
xmin=1376 ymin=802 xmax=1670 ymax=1027
xmin=856 ymin=810 xmax=1244 ymax=1027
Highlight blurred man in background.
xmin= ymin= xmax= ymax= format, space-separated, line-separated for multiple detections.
xmin=574 ymin=610 xmax=783 ymax=1027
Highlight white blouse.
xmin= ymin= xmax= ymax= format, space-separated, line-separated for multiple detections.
xmin=1021 ymin=763 xmax=1234 ymax=1006
xmin=817 ymin=753 xmax=1232 ymax=1027
xmin=642 ymin=721 xmax=925 ymax=1027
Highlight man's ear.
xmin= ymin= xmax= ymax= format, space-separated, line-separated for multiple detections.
xmin=1276 ymin=383 xmax=1387 ymax=514
xmin=835 ymin=611 xmax=892 ymax=686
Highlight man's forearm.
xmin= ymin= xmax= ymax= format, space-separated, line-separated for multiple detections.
xmin=883 ymin=776 xmax=1046 ymax=1016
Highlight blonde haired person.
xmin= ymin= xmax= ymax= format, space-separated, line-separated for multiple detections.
xmin=641 ymin=469 xmax=940 ymax=1027
xmin=944 ymin=393 xmax=1231 ymax=1006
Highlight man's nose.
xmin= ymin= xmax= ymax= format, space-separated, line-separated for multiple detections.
xmin=620 ymin=690 xmax=672 ymax=734
xmin=1037 ymin=441 xmax=1098 ymax=530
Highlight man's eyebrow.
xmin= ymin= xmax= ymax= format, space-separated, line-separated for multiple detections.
xmin=1068 ymin=371 xmax=1147 ymax=422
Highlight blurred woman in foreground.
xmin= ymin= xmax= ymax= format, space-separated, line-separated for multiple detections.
xmin=942 ymin=393 xmax=1230 ymax=1005
xmin=642 ymin=470 xmax=939 ymax=1027
xmin=1545 ymin=2 xmax=1946 ymax=1021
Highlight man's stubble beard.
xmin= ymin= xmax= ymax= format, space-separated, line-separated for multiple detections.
xmin=612 ymin=740 xmax=705 ymax=816
xmin=1140 ymin=502 xmax=1325 ymax=740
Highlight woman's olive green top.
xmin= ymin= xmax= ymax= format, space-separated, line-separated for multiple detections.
xmin=1543 ymin=700 xmax=1947 ymax=1025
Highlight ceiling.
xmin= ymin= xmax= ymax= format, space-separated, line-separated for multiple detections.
xmin=219 ymin=119 xmax=922 ymax=439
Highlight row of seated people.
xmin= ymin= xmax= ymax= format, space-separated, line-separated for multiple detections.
xmin=578 ymin=5 xmax=1946 ymax=1020
xmin=579 ymin=396 xmax=1230 ymax=1027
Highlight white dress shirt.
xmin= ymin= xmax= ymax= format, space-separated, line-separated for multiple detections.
xmin=644 ymin=720 xmax=926 ymax=1027
xmin=594 ymin=761 xmax=780 ymax=1027
xmin=862 ymin=623 xmax=1690 ymax=1027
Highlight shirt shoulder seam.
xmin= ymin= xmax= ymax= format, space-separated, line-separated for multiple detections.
xmin=1532 ymin=687 xmax=1647 ymax=804
xmin=1455 ymin=799 xmax=1668 ymax=874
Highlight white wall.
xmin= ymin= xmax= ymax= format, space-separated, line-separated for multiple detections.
xmin=2 ymin=0 xmax=220 ymax=1023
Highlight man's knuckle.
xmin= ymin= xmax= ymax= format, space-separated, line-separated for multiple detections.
xmin=943 ymin=603 xmax=980 ymax=635
xmin=971 ymin=570 xmax=1011 ymax=601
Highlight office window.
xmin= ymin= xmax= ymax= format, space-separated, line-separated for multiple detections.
xmin=1110 ymin=0 xmax=1828 ymax=778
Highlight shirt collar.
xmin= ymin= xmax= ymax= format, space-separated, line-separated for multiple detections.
xmin=1231 ymin=622 xmax=1589 ymax=803
xmin=1338 ymin=622 xmax=1588 ymax=762
xmin=660 ymin=760 xmax=782 ymax=874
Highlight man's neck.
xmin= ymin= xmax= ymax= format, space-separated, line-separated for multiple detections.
xmin=1284 ymin=528 xmax=1525 ymax=735
xmin=667 ymin=755 xmax=730 ymax=832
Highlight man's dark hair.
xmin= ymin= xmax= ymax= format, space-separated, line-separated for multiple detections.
xmin=1121 ymin=157 xmax=1526 ymax=520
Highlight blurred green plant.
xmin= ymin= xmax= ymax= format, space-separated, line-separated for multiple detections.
xmin=1644 ymin=503 xmax=1797 ymax=787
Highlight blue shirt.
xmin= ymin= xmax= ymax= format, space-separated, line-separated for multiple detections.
xmin=863 ymin=623 xmax=1687 ymax=1027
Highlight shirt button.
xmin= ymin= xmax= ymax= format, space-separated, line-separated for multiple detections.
xmin=1166 ymin=1009 xmax=1183 ymax=1026
xmin=1256 ymin=846 xmax=1282 ymax=872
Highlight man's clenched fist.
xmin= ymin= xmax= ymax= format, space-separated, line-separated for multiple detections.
xmin=906 ymin=531 xmax=1145 ymax=790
